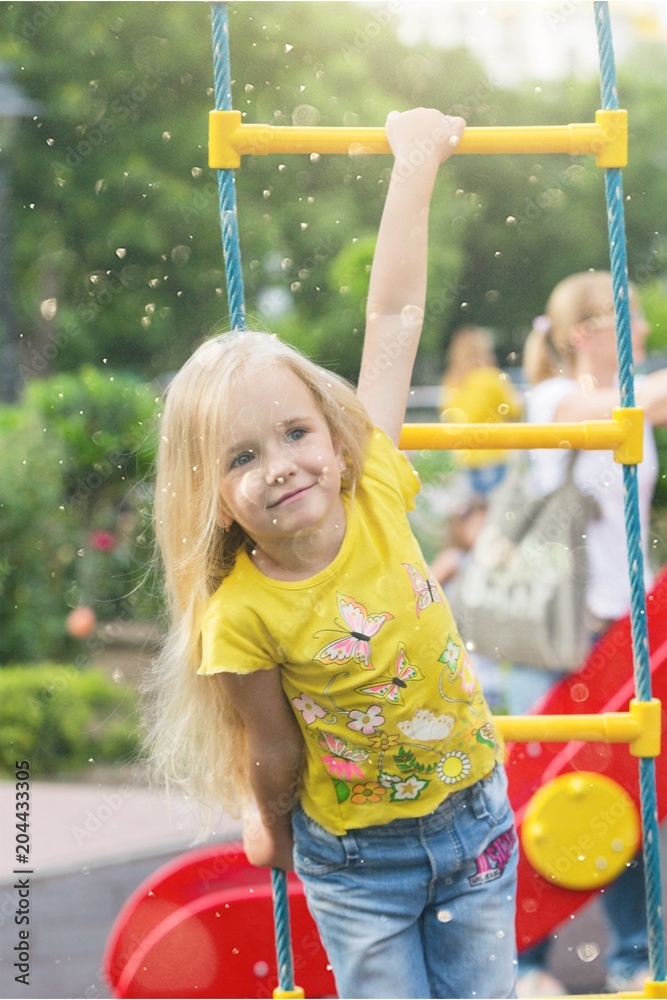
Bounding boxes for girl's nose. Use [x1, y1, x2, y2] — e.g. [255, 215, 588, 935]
[264, 447, 296, 484]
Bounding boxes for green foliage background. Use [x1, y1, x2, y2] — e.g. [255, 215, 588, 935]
[0, 663, 139, 775]
[0, 369, 159, 663]
[2, 1, 666, 388]
[1, 1, 667, 674]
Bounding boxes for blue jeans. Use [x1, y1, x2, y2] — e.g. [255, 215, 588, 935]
[468, 463, 507, 497]
[292, 765, 518, 999]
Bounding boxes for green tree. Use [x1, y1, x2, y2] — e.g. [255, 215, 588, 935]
[2, 2, 666, 381]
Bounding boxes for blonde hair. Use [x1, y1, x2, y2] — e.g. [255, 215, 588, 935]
[144, 330, 373, 813]
[523, 270, 626, 385]
[442, 325, 497, 387]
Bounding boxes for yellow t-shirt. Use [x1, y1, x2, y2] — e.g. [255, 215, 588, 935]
[200, 428, 502, 835]
[441, 366, 522, 469]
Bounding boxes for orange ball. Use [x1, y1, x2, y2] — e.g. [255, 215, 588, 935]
[66, 606, 97, 639]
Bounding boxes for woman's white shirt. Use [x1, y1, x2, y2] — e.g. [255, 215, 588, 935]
[526, 375, 657, 621]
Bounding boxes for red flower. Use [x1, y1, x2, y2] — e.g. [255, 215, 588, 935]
[88, 530, 118, 552]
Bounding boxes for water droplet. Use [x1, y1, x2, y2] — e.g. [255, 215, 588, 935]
[570, 682, 589, 703]
[576, 941, 601, 963]
[401, 304, 424, 328]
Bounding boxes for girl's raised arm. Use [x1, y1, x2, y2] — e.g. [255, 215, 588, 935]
[357, 109, 466, 444]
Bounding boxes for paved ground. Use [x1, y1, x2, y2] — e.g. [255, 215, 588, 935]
[0, 774, 664, 999]
[0, 776, 242, 999]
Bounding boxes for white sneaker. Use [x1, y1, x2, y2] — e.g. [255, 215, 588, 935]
[517, 968, 568, 998]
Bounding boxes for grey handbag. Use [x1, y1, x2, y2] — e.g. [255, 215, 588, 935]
[448, 452, 600, 671]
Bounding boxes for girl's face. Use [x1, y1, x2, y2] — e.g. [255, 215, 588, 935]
[218, 365, 346, 557]
[575, 295, 649, 365]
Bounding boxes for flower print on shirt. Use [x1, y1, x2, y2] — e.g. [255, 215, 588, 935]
[292, 693, 328, 725]
[391, 776, 429, 801]
[437, 750, 472, 785]
[397, 708, 454, 742]
[473, 721, 496, 749]
[350, 781, 387, 805]
[402, 562, 444, 616]
[356, 643, 423, 705]
[437, 635, 479, 707]
[347, 704, 385, 735]
[314, 593, 394, 670]
[316, 732, 368, 781]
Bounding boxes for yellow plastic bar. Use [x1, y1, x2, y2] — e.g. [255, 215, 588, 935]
[399, 409, 643, 464]
[566, 984, 667, 998]
[273, 989, 305, 999]
[209, 109, 627, 169]
[496, 700, 661, 758]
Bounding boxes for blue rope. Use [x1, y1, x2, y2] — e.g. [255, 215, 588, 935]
[595, 2, 666, 983]
[271, 868, 296, 992]
[210, 5, 296, 993]
[210, 2, 245, 332]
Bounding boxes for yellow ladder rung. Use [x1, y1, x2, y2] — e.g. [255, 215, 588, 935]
[399, 408, 644, 464]
[496, 700, 661, 757]
[209, 109, 627, 169]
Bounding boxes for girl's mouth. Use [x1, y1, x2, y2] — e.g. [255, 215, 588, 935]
[272, 485, 311, 507]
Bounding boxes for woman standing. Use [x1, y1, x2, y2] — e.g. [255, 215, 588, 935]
[513, 270, 665, 996]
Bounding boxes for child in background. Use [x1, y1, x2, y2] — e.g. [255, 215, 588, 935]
[440, 324, 523, 496]
[147, 109, 518, 1000]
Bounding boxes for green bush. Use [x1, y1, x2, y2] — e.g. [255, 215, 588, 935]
[24, 366, 159, 512]
[0, 368, 162, 662]
[0, 408, 77, 662]
[0, 663, 140, 776]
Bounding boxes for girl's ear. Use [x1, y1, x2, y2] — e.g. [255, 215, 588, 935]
[217, 504, 233, 532]
[568, 322, 588, 351]
[333, 436, 347, 474]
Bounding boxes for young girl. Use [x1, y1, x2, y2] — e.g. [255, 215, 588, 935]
[148, 109, 518, 1000]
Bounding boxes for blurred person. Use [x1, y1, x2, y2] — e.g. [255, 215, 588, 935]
[429, 496, 507, 713]
[511, 270, 664, 997]
[440, 324, 523, 496]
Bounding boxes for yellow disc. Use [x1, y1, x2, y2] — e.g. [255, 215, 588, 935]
[521, 771, 640, 890]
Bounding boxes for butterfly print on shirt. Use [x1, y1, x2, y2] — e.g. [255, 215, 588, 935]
[402, 563, 444, 616]
[356, 643, 424, 705]
[315, 593, 394, 670]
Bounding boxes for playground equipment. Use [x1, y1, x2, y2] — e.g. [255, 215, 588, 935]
[104, 2, 666, 996]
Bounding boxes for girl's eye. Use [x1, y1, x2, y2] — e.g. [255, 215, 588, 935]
[230, 451, 254, 469]
[286, 427, 306, 442]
